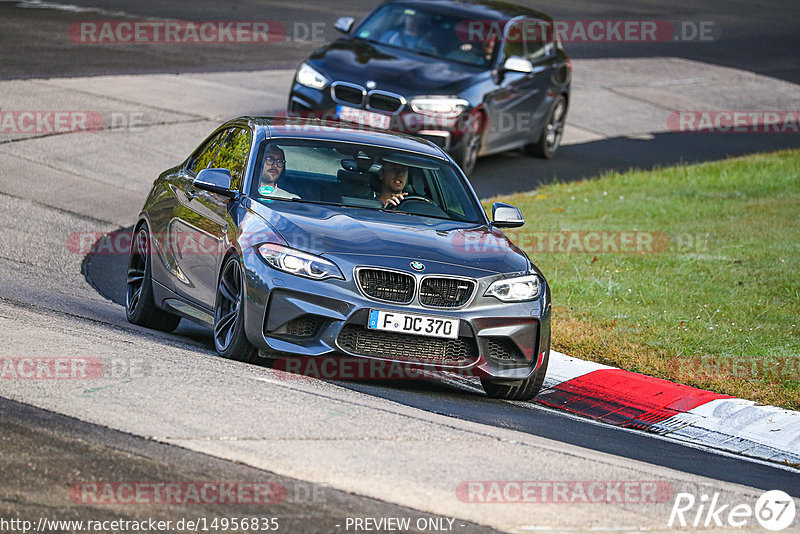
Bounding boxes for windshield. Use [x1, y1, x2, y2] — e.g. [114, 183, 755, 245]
[354, 4, 498, 68]
[249, 139, 485, 224]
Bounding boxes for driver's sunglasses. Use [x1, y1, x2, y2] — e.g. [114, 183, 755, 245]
[265, 156, 285, 167]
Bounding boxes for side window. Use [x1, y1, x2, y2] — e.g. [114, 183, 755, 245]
[524, 19, 551, 62]
[211, 127, 252, 190]
[187, 130, 227, 175]
[503, 20, 525, 60]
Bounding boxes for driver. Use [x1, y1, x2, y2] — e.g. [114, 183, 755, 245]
[380, 12, 435, 53]
[378, 161, 410, 207]
[258, 144, 298, 199]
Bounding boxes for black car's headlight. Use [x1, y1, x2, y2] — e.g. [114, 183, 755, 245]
[485, 274, 540, 302]
[409, 96, 469, 118]
[296, 63, 329, 90]
[257, 244, 343, 280]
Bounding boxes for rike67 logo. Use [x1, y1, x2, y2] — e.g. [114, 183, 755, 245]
[669, 490, 796, 531]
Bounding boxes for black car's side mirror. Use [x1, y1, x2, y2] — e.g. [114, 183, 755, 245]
[334, 16, 355, 34]
[503, 56, 533, 73]
[491, 202, 525, 228]
[194, 168, 236, 198]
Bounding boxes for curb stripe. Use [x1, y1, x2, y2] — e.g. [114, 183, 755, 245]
[536, 368, 731, 429]
[538, 352, 800, 466]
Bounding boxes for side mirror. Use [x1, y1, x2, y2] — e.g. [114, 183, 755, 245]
[194, 168, 235, 198]
[491, 202, 524, 228]
[334, 16, 355, 34]
[503, 56, 533, 73]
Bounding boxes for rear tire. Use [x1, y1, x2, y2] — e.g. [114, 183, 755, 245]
[213, 256, 258, 363]
[526, 95, 567, 160]
[125, 224, 181, 332]
[481, 345, 549, 401]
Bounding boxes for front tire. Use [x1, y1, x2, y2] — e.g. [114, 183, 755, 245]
[526, 95, 567, 159]
[453, 114, 483, 176]
[125, 224, 181, 332]
[481, 345, 550, 401]
[214, 256, 258, 363]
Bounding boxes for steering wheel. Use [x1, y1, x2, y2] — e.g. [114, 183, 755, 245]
[386, 195, 436, 209]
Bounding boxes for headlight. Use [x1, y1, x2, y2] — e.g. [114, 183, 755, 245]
[485, 274, 540, 302]
[296, 63, 329, 90]
[409, 96, 469, 117]
[257, 244, 343, 280]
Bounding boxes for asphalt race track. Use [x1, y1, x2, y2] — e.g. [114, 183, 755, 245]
[1, 0, 799, 532]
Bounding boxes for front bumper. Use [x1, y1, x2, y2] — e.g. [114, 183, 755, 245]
[240, 250, 550, 381]
[288, 83, 471, 155]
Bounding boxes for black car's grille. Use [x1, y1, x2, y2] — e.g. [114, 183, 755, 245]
[331, 83, 364, 106]
[367, 91, 404, 114]
[419, 277, 475, 308]
[487, 338, 525, 362]
[337, 325, 478, 366]
[358, 269, 415, 303]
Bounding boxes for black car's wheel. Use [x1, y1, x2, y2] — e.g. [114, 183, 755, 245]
[125, 224, 181, 332]
[526, 95, 567, 159]
[453, 114, 483, 176]
[214, 256, 258, 363]
[481, 345, 550, 401]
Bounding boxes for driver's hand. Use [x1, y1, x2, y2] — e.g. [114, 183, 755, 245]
[383, 192, 407, 208]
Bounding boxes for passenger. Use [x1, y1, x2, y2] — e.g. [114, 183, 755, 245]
[258, 144, 298, 199]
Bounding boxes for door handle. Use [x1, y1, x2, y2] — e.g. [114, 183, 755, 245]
[184, 189, 195, 201]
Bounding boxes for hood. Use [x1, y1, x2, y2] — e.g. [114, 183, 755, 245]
[307, 38, 485, 96]
[247, 200, 529, 276]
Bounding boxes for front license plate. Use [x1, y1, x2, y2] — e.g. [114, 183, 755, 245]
[368, 310, 459, 340]
[337, 105, 391, 130]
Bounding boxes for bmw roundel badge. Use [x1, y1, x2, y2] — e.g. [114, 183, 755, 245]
[410, 261, 425, 271]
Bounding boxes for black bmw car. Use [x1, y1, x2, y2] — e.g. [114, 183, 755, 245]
[126, 117, 551, 400]
[288, 0, 571, 175]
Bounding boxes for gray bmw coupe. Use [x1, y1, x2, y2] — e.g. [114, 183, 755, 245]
[126, 117, 551, 400]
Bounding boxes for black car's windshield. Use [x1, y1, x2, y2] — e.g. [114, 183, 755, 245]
[250, 139, 484, 224]
[354, 3, 498, 67]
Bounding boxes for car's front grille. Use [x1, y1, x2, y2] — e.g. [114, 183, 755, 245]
[357, 269, 415, 303]
[487, 338, 525, 362]
[337, 325, 478, 366]
[420, 277, 475, 308]
[367, 91, 405, 114]
[331, 82, 364, 106]
[330, 82, 404, 114]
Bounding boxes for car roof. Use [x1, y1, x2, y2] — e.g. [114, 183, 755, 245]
[230, 116, 450, 160]
[385, 0, 553, 23]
